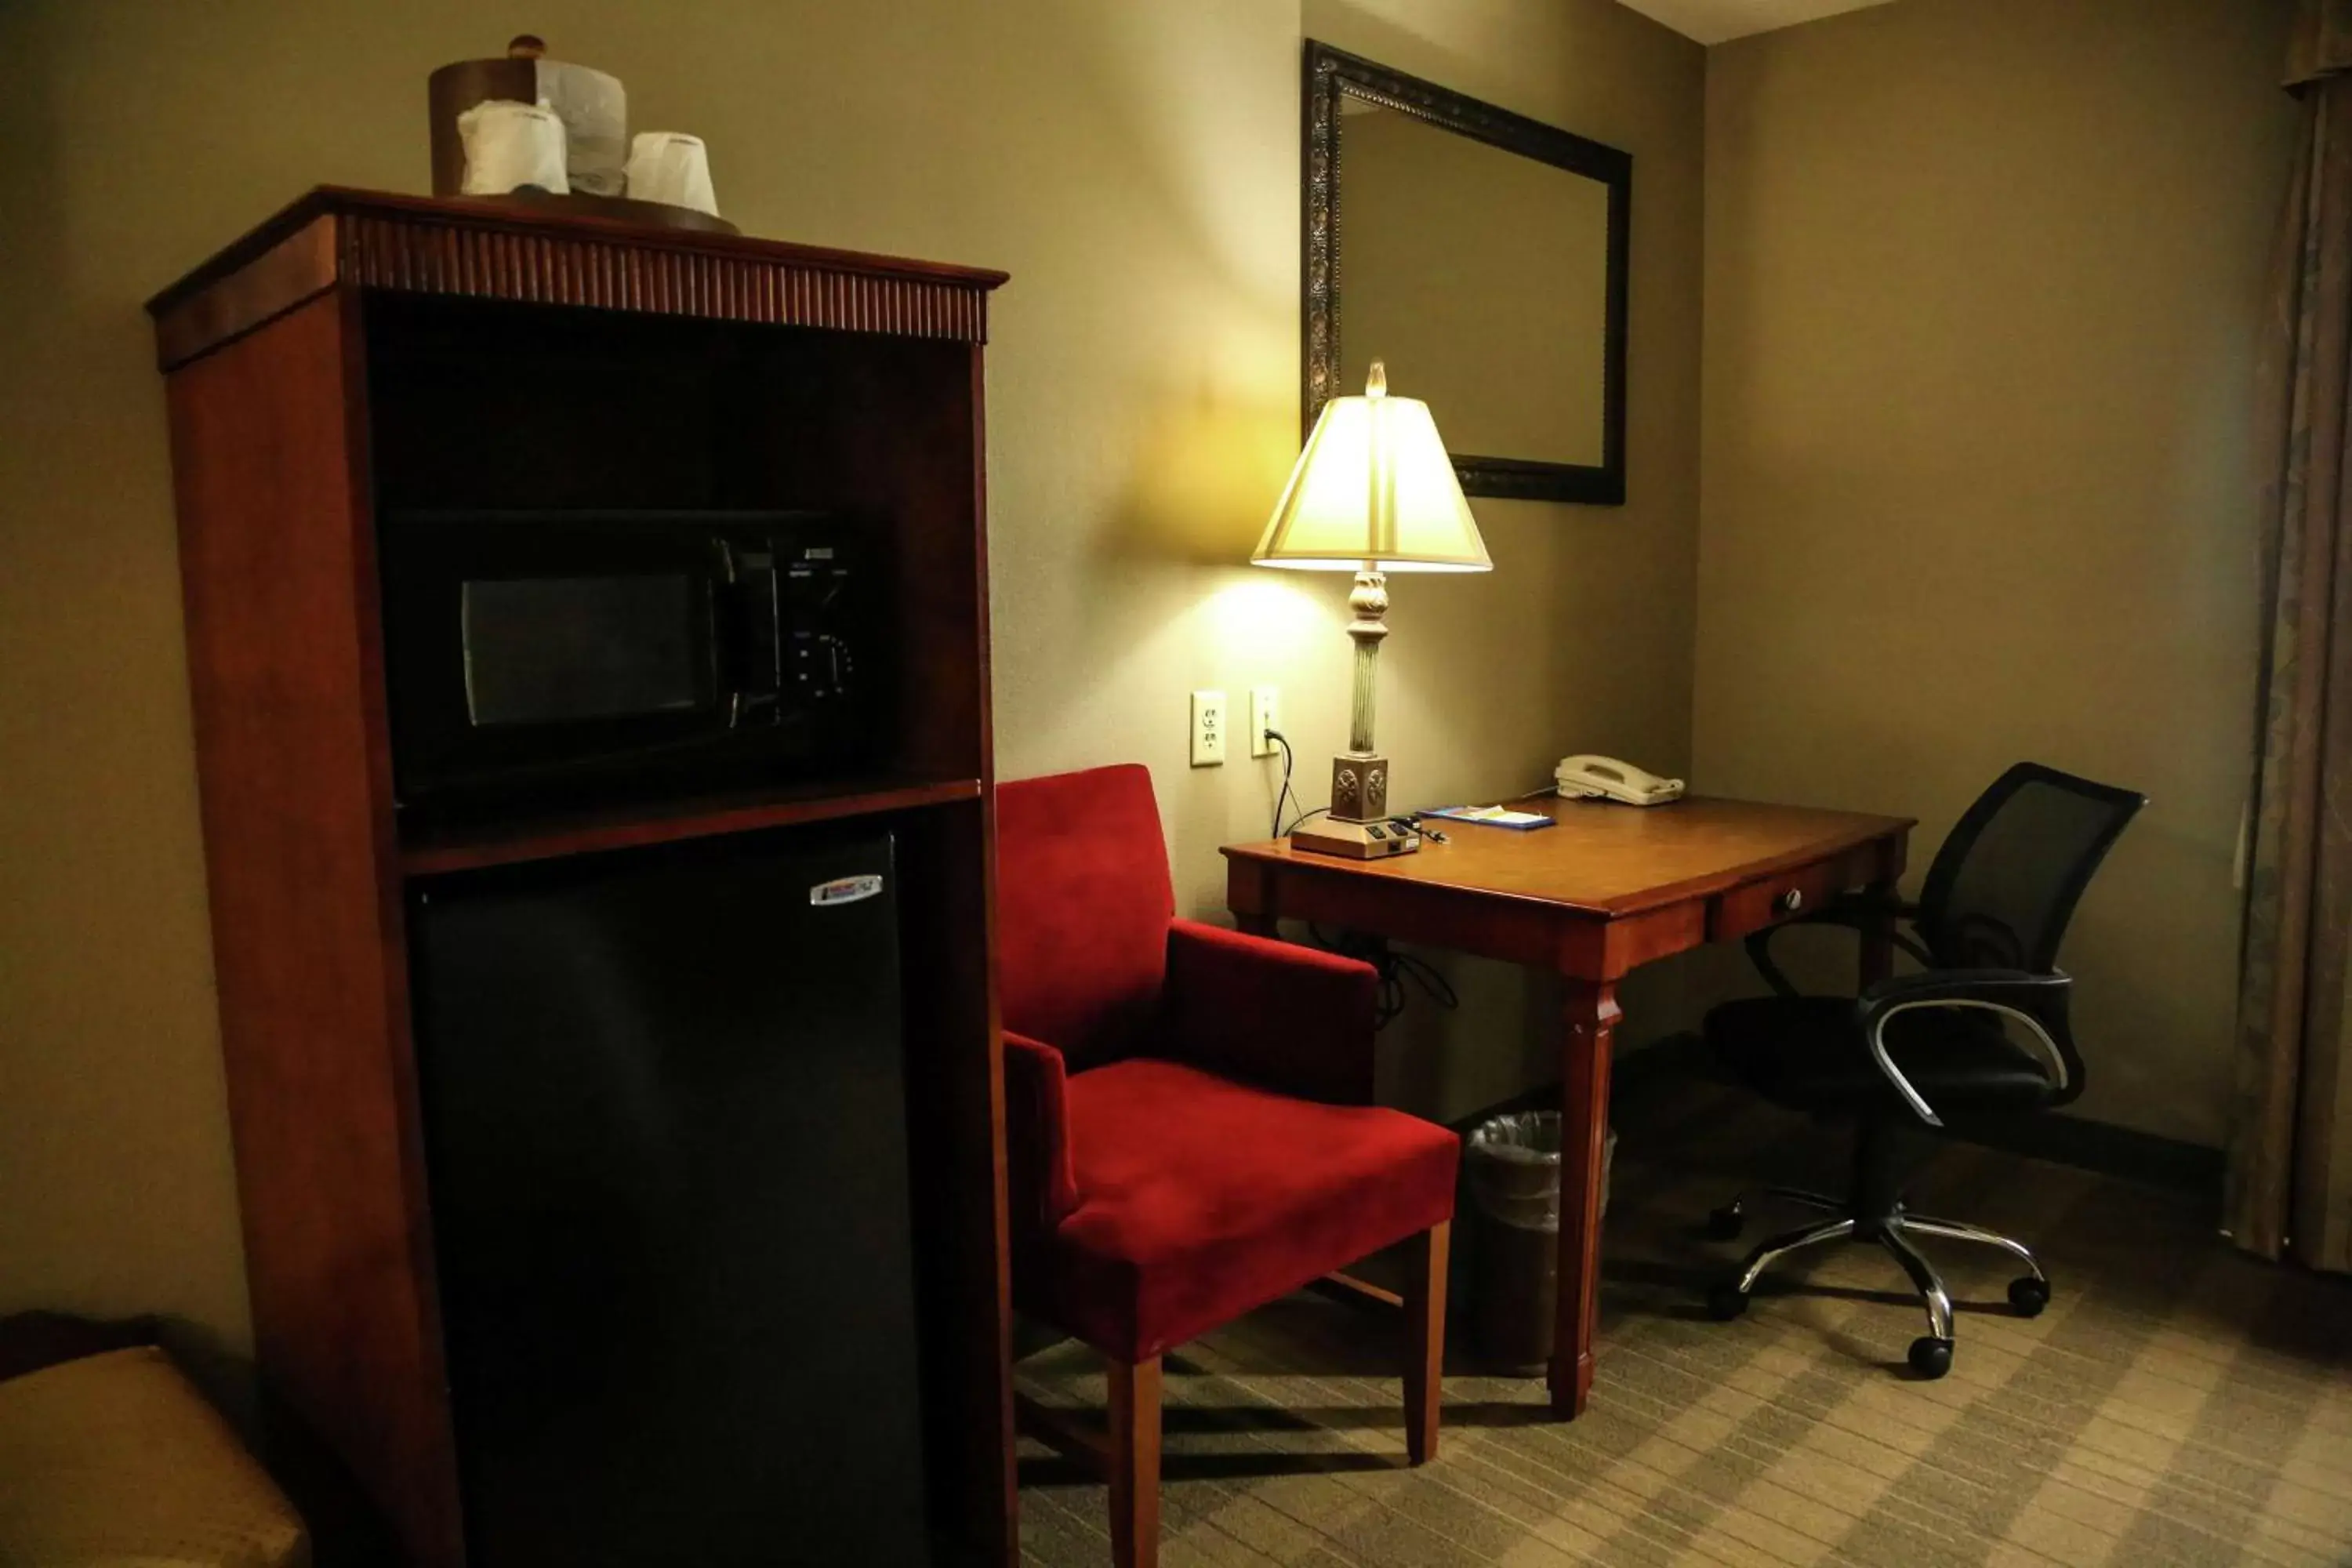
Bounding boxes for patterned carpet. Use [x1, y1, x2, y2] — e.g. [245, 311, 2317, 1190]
[1014, 1076, 2352, 1567]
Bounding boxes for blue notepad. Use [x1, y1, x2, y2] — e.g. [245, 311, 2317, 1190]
[1423, 805, 1556, 831]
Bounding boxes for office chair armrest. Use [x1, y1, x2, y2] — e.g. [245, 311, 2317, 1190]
[1164, 919, 1379, 1105]
[1745, 889, 1929, 996]
[1853, 970, 2074, 1128]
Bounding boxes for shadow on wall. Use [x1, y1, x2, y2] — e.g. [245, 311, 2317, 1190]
[0, 13, 63, 303]
[1102, 379, 1301, 567]
[1379, 951, 1564, 1125]
[2051, 811, 2242, 1147]
[1298, 2, 1500, 135]
[1041, 0, 1298, 301]
[0, 4, 267, 1421]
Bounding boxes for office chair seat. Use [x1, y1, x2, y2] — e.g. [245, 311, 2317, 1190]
[1707, 997, 2057, 1121]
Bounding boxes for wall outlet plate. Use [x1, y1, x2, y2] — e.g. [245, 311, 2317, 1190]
[1190, 689, 1226, 766]
[1248, 687, 1280, 758]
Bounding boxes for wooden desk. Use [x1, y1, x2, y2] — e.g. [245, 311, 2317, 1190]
[1221, 795, 1914, 1417]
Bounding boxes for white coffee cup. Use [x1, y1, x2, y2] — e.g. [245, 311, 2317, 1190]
[456, 100, 570, 195]
[626, 132, 718, 216]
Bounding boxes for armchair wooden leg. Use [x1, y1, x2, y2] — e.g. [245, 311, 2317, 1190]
[1107, 1355, 1162, 1568]
[1402, 1219, 1450, 1465]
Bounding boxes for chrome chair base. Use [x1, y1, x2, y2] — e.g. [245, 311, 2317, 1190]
[1704, 1196, 2049, 1379]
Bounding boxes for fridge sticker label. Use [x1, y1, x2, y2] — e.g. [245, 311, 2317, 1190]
[809, 874, 885, 907]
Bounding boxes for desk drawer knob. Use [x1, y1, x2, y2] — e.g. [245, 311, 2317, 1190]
[1778, 889, 1804, 913]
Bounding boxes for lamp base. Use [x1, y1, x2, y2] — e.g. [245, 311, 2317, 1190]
[1291, 816, 1421, 860]
[1328, 752, 1391, 822]
[1292, 750, 1416, 857]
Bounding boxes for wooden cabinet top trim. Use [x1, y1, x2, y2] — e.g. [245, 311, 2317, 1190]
[147, 187, 1011, 369]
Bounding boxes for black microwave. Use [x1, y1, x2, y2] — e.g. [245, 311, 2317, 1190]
[379, 510, 881, 814]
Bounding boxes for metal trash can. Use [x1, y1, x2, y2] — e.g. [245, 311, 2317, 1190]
[1465, 1112, 1614, 1371]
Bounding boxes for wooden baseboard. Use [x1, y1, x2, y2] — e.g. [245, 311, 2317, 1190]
[1955, 1111, 2222, 1198]
[1461, 1030, 2223, 1200]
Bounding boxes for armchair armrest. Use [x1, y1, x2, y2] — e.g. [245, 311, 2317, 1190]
[1002, 1031, 1080, 1235]
[1747, 888, 1931, 996]
[1163, 920, 1379, 1105]
[1854, 969, 2075, 1127]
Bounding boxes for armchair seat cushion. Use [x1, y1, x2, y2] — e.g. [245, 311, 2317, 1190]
[1707, 996, 2057, 1121]
[1034, 1058, 1459, 1361]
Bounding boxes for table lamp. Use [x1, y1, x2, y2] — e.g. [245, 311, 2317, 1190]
[1252, 361, 1491, 858]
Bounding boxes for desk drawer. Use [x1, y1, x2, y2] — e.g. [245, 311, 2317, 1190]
[1709, 856, 1854, 942]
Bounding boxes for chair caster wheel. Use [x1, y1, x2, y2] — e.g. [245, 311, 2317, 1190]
[1907, 1337, 1954, 1379]
[2007, 1276, 2050, 1317]
[1706, 1203, 1745, 1242]
[1705, 1283, 1750, 1321]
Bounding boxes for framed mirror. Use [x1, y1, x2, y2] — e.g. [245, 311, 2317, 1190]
[1304, 42, 1632, 506]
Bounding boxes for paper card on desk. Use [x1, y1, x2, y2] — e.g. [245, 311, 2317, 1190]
[1425, 805, 1555, 830]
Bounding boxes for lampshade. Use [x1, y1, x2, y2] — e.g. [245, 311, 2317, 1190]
[1251, 363, 1491, 573]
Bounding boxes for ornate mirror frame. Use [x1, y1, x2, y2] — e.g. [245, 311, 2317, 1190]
[1303, 42, 1633, 506]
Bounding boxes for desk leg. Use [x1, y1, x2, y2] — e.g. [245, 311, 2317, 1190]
[1858, 877, 1896, 990]
[1550, 978, 1621, 1418]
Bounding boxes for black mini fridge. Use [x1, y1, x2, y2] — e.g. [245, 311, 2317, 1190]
[407, 826, 930, 1567]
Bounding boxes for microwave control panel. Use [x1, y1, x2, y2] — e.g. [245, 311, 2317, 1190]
[721, 532, 865, 734]
[782, 544, 858, 710]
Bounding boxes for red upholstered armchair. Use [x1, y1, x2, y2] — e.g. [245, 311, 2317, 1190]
[996, 764, 1459, 1568]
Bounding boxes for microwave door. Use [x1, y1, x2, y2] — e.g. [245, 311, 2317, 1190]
[383, 515, 734, 803]
[714, 539, 783, 728]
[460, 573, 716, 730]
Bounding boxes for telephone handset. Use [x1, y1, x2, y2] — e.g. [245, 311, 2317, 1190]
[1555, 754, 1686, 807]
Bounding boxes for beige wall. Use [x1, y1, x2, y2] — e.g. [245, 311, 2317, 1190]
[0, 0, 1703, 1363]
[1697, 0, 2298, 1145]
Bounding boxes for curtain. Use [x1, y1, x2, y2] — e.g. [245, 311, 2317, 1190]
[2227, 0, 2352, 1272]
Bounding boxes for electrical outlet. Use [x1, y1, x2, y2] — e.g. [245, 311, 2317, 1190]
[1190, 690, 1227, 767]
[1249, 687, 1281, 758]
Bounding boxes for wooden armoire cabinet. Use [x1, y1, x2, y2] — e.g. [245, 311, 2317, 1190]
[146, 188, 1015, 1566]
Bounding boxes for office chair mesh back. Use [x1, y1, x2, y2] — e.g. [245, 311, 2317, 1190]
[1914, 763, 2147, 975]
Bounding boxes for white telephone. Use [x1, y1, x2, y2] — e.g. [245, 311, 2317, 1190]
[1555, 754, 1686, 807]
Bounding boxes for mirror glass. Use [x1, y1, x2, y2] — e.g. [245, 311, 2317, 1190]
[1305, 43, 1631, 505]
[1338, 100, 1612, 470]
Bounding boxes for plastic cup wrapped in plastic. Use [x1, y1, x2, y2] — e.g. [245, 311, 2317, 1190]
[535, 60, 626, 197]
[626, 132, 718, 216]
[457, 100, 569, 195]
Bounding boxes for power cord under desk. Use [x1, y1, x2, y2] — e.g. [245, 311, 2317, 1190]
[1258, 728, 1456, 1029]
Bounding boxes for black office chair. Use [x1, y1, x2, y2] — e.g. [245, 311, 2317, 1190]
[1700, 762, 2146, 1379]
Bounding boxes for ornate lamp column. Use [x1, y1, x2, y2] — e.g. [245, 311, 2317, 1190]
[1332, 564, 1390, 822]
